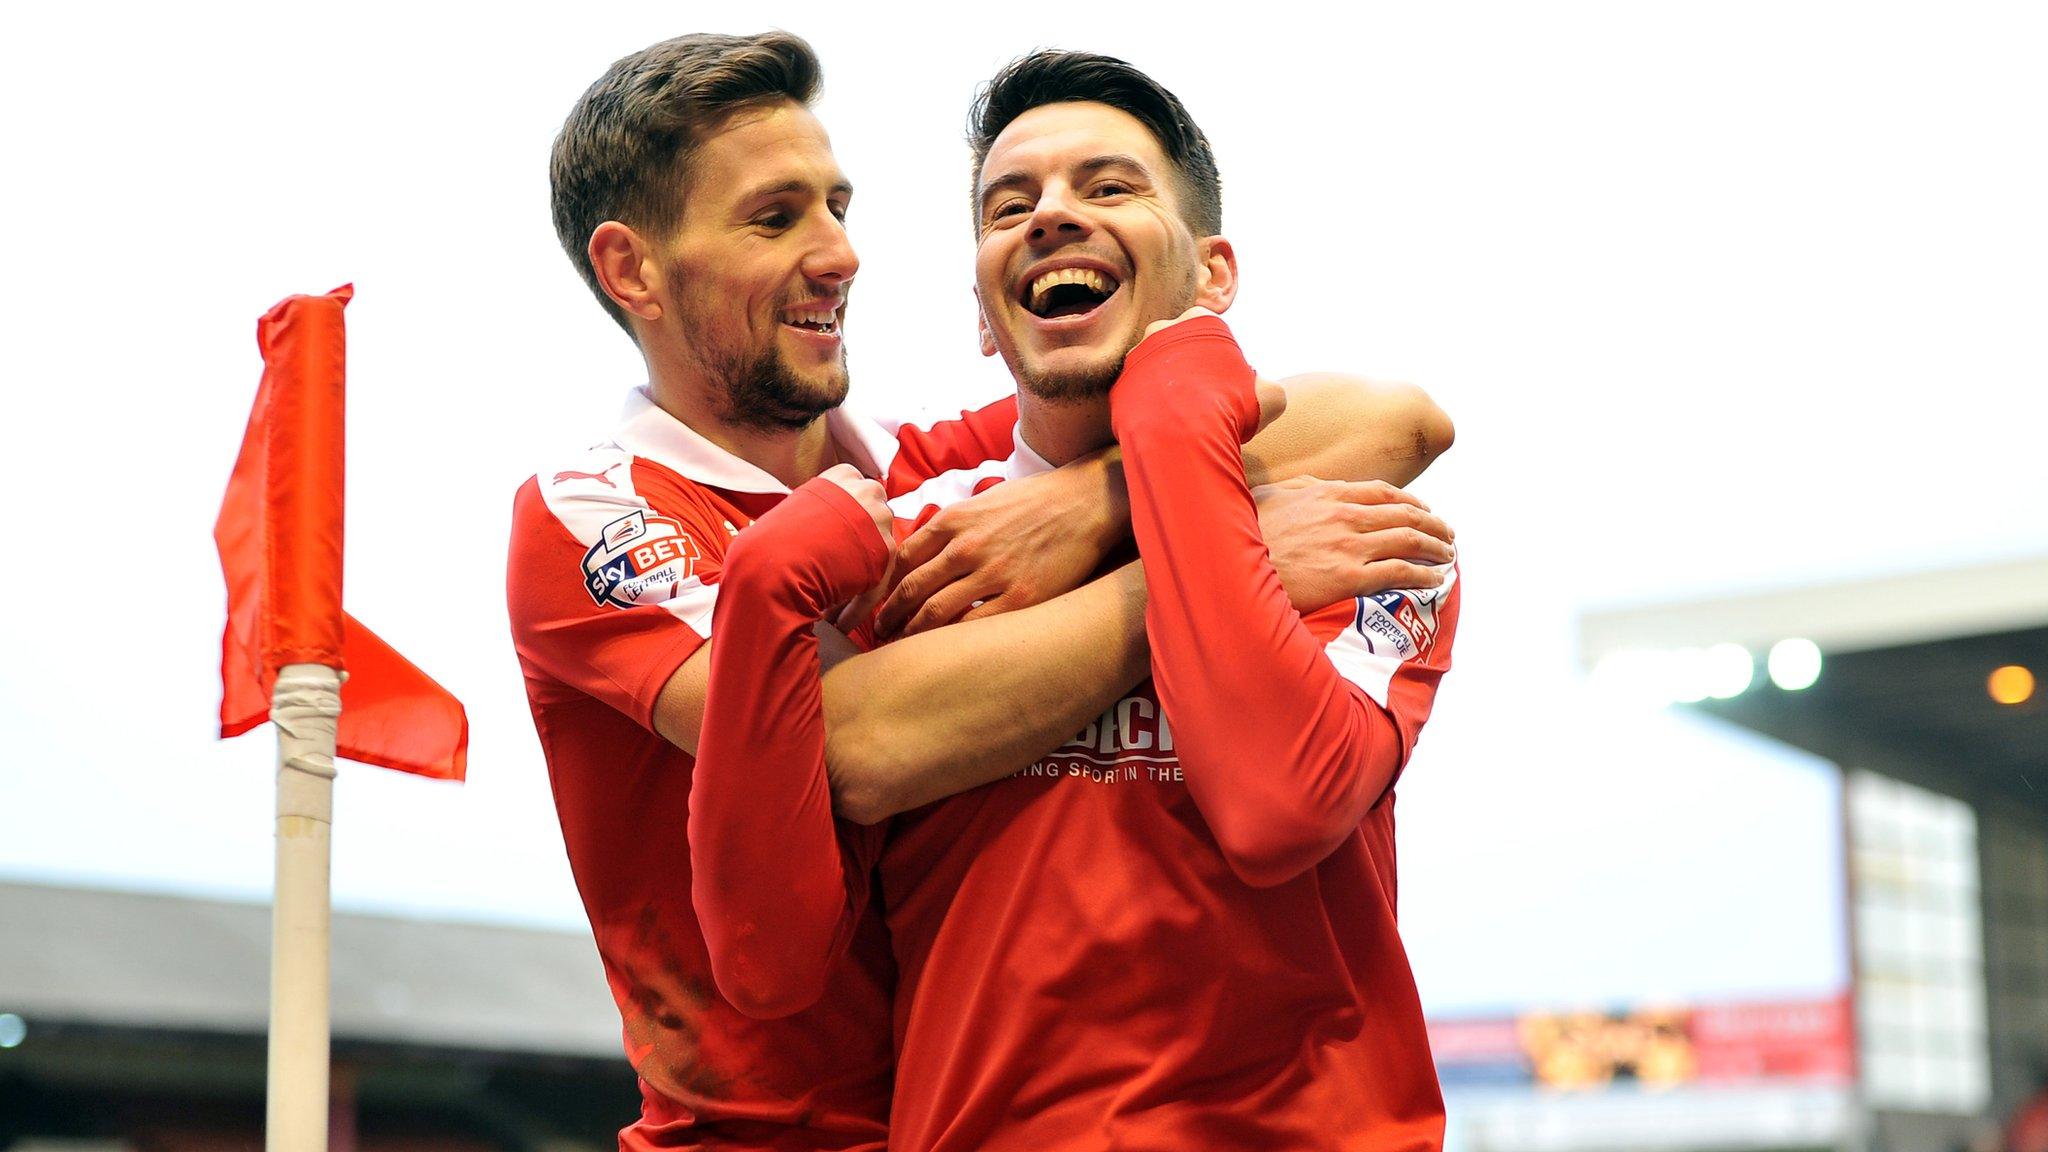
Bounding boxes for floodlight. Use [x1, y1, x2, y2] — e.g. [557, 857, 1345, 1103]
[1768, 638, 1823, 691]
[1705, 643, 1756, 699]
[1989, 665, 2035, 706]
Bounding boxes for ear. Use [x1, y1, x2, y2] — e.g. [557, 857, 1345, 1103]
[975, 289, 999, 357]
[1192, 235, 1238, 314]
[589, 221, 665, 325]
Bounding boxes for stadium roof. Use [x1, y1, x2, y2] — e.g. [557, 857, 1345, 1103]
[1577, 555, 2048, 814]
[0, 880, 620, 1059]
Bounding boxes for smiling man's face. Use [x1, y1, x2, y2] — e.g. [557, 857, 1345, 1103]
[654, 98, 858, 429]
[973, 101, 1221, 402]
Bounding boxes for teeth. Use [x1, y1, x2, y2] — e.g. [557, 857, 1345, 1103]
[1027, 268, 1115, 314]
[783, 308, 839, 331]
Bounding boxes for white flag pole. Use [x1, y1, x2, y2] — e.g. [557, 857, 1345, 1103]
[268, 662, 342, 1152]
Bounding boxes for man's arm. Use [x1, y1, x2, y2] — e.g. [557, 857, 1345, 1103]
[819, 562, 1147, 822]
[675, 468, 1147, 1019]
[657, 562, 1151, 823]
[679, 403, 1456, 1017]
[877, 373, 1451, 635]
[675, 368, 1457, 1015]
[1243, 372, 1452, 489]
[656, 482, 1450, 831]
[684, 474, 891, 1019]
[1110, 314, 1462, 888]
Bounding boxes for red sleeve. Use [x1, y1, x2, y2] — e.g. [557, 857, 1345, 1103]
[882, 394, 1019, 497]
[1110, 317, 1460, 888]
[689, 479, 891, 1019]
[505, 472, 722, 729]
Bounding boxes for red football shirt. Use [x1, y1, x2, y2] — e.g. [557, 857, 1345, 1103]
[697, 324, 1462, 1151]
[876, 321, 1461, 1152]
[505, 386, 1010, 1151]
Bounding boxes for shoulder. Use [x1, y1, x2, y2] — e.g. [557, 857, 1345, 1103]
[1359, 565, 1459, 659]
[1316, 565, 1462, 702]
[880, 394, 1020, 495]
[510, 442, 733, 610]
[515, 443, 733, 550]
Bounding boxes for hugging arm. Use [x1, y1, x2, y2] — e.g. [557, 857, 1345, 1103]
[670, 476, 1147, 1019]
[675, 371, 1457, 1015]
[1110, 317, 1462, 888]
[877, 373, 1453, 636]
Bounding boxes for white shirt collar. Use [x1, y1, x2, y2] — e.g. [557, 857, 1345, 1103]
[1008, 422, 1056, 479]
[612, 385, 903, 493]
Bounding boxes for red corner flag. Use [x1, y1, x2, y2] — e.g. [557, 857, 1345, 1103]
[216, 285, 468, 780]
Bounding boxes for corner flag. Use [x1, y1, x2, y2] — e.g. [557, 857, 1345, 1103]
[214, 284, 468, 1152]
[216, 285, 467, 779]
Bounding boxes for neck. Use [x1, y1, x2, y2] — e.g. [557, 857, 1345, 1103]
[1015, 390, 1114, 467]
[646, 354, 840, 490]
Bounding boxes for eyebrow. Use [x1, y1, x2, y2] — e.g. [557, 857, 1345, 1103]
[978, 153, 1150, 214]
[739, 177, 855, 203]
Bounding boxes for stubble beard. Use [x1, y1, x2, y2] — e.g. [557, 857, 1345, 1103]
[1016, 356, 1122, 405]
[1013, 265, 1198, 406]
[713, 342, 849, 432]
[673, 276, 850, 432]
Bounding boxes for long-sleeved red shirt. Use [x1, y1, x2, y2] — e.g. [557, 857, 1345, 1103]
[692, 480, 892, 1020]
[687, 320, 1461, 1151]
[1114, 317, 1453, 890]
[884, 320, 1458, 1151]
[505, 387, 1013, 1150]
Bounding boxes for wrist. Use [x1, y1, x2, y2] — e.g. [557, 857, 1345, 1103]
[1066, 445, 1130, 555]
[1109, 317, 1260, 442]
[739, 482, 889, 607]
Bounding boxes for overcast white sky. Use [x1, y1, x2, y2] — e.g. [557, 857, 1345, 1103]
[3, 2, 2043, 1016]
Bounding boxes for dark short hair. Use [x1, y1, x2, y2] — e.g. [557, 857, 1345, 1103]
[967, 50, 1222, 238]
[551, 31, 822, 334]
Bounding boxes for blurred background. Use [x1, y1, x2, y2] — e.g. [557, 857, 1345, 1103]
[1, 2, 2043, 1149]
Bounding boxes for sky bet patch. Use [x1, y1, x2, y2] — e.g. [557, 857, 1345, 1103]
[1356, 585, 1444, 660]
[583, 510, 702, 608]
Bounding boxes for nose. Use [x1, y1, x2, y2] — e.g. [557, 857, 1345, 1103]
[1026, 183, 1091, 248]
[802, 211, 859, 284]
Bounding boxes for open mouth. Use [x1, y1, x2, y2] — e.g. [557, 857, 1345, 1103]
[781, 305, 841, 337]
[1023, 267, 1120, 320]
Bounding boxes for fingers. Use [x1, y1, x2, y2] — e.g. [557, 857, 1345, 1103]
[1336, 498, 1454, 548]
[817, 463, 892, 538]
[1354, 559, 1450, 597]
[894, 518, 949, 573]
[860, 489, 893, 538]
[1370, 511, 1456, 556]
[956, 595, 1009, 624]
[876, 547, 1020, 636]
[1334, 478, 1430, 513]
[838, 554, 897, 632]
[876, 544, 971, 636]
[1347, 524, 1457, 567]
[1250, 475, 1317, 503]
[1267, 477, 1449, 538]
[901, 579, 986, 637]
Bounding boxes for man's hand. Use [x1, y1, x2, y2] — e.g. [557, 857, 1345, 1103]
[1257, 476, 1455, 611]
[876, 452, 1124, 638]
[816, 464, 896, 631]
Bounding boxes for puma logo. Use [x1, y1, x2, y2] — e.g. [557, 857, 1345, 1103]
[554, 463, 621, 488]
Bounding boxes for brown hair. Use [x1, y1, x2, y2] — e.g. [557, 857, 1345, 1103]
[551, 31, 822, 334]
[967, 50, 1222, 238]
